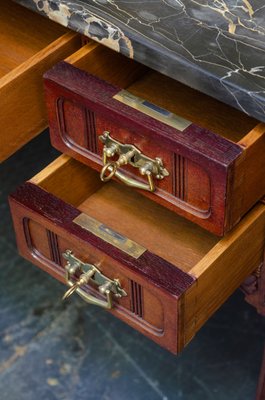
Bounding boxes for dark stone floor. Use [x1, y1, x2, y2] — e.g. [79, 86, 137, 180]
[0, 131, 265, 400]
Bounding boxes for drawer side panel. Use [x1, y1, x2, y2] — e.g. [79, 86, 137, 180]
[0, 33, 81, 162]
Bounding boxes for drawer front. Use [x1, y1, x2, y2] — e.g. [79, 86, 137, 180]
[44, 61, 243, 235]
[0, 1, 82, 162]
[9, 182, 195, 354]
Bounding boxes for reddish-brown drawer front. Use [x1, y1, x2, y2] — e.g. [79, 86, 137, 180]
[44, 61, 244, 236]
[9, 181, 194, 354]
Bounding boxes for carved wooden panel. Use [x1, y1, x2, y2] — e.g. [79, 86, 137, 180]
[130, 280, 143, 317]
[57, 98, 99, 155]
[10, 183, 192, 352]
[53, 94, 212, 217]
[47, 229, 61, 266]
[174, 154, 186, 200]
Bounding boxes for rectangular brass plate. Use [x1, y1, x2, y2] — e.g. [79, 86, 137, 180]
[113, 89, 191, 131]
[73, 213, 146, 259]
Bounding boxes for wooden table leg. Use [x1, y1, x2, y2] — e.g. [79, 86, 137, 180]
[256, 347, 265, 400]
[242, 262, 265, 317]
[241, 250, 265, 400]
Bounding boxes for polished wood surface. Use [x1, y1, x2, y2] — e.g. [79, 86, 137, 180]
[185, 202, 265, 345]
[0, 0, 67, 77]
[0, 0, 82, 162]
[44, 42, 265, 236]
[10, 157, 195, 353]
[30, 156, 219, 272]
[9, 156, 265, 352]
[230, 123, 265, 230]
[128, 70, 257, 143]
[65, 43, 147, 87]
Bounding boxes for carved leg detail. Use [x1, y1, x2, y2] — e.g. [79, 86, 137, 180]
[241, 249, 265, 399]
[256, 347, 265, 400]
[242, 259, 265, 316]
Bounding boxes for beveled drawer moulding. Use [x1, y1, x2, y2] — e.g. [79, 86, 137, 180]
[44, 41, 265, 236]
[9, 155, 265, 353]
[0, 0, 82, 162]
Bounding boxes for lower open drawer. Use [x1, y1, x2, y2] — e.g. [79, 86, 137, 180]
[9, 156, 265, 353]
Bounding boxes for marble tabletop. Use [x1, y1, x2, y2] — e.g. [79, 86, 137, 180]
[13, 0, 265, 123]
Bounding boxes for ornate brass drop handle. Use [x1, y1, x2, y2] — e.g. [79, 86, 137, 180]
[62, 250, 127, 309]
[99, 131, 169, 192]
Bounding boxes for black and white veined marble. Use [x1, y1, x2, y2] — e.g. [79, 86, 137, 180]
[13, 0, 265, 122]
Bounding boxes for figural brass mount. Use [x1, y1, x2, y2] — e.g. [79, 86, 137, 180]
[62, 250, 127, 309]
[99, 131, 169, 192]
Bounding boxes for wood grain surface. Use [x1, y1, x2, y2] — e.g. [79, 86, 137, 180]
[44, 41, 265, 235]
[9, 156, 265, 353]
[0, 0, 82, 162]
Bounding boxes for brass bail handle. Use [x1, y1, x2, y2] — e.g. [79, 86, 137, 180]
[100, 148, 137, 182]
[62, 251, 127, 310]
[100, 161, 117, 182]
[62, 265, 113, 309]
[99, 132, 169, 192]
[62, 268, 96, 300]
[100, 158, 155, 192]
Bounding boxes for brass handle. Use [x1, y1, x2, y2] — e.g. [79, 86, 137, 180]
[62, 250, 127, 310]
[62, 269, 96, 300]
[99, 131, 169, 192]
[64, 276, 113, 309]
[100, 161, 155, 192]
[100, 161, 118, 182]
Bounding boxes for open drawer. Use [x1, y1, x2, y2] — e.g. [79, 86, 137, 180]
[0, 0, 82, 162]
[44, 41, 265, 236]
[9, 155, 265, 353]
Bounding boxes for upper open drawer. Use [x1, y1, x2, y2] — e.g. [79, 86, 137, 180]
[0, 0, 82, 162]
[44, 42, 265, 236]
[9, 156, 265, 353]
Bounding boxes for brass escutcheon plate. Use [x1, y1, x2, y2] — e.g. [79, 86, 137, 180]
[114, 89, 191, 131]
[73, 214, 146, 259]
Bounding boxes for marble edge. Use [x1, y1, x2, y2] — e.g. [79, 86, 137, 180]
[12, 0, 265, 123]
